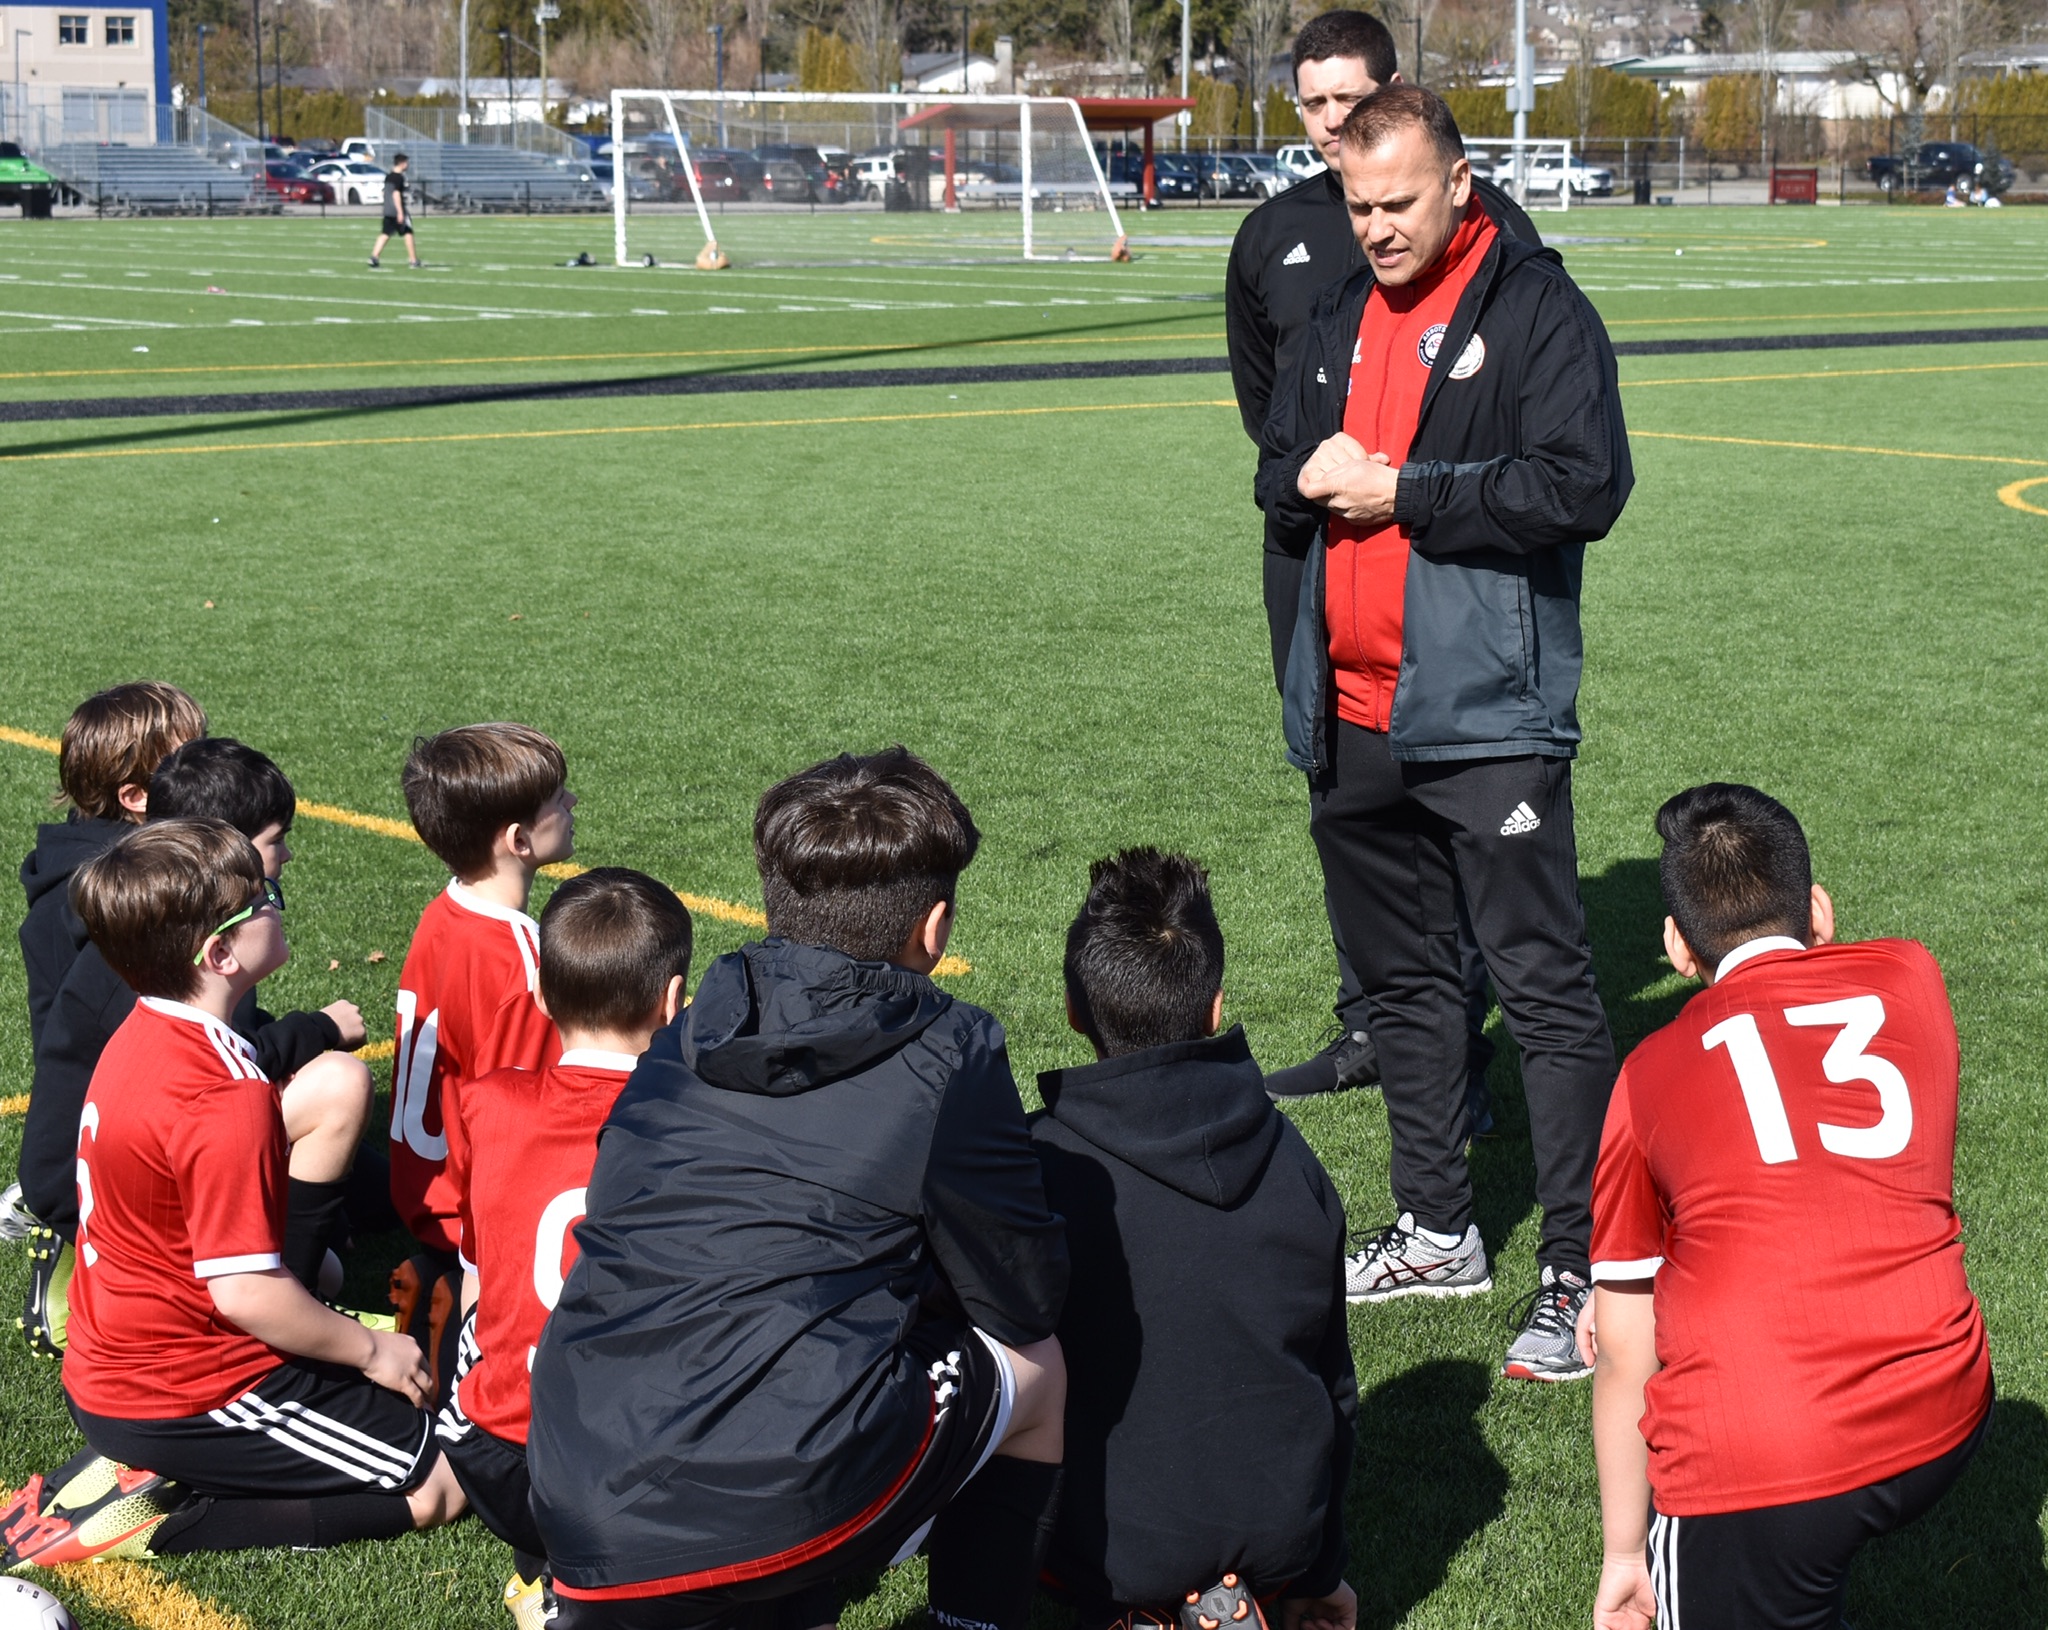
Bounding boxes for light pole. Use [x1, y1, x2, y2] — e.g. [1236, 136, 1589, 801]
[269, 9, 283, 138]
[458, 0, 470, 143]
[195, 23, 209, 110]
[1178, 0, 1190, 152]
[12, 28, 29, 145]
[498, 25, 513, 128]
[960, 4, 969, 94]
[1509, 0, 1531, 201]
[535, 0, 558, 126]
[710, 19, 723, 145]
[249, 0, 265, 143]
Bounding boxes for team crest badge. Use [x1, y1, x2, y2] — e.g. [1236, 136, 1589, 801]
[1417, 324, 1487, 379]
[1417, 323, 1447, 367]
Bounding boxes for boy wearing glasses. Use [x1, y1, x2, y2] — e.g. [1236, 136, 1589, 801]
[1, 820, 465, 1568]
[15, 739, 375, 1356]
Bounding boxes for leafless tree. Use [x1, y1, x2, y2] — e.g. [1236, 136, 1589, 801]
[1232, 0, 1296, 140]
[1100, 0, 1138, 92]
[843, 0, 902, 89]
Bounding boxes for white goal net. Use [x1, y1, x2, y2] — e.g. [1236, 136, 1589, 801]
[606, 90, 1131, 267]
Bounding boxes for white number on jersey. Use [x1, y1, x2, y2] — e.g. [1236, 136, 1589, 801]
[532, 1187, 587, 1312]
[75, 1101, 101, 1268]
[392, 989, 448, 1161]
[1703, 993, 1912, 1165]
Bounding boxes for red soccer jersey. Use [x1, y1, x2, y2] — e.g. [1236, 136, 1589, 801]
[1592, 936, 1992, 1516]
[64, 999, 289, 1420]
[450, 1051, 636, 1444]
[389, 882, 560, 1255]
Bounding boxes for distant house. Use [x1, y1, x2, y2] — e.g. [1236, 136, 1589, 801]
[901, 50, 999, 94]
[2, 0, 171, 146]
[1611, 51, 1905, 120]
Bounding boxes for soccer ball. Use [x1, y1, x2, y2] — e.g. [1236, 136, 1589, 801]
[0, 1579, 77, 1630]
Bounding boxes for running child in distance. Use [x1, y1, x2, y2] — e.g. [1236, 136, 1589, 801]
[369, 152, 420, 268]
[1, 819, 464, 1569]
[527, 748, 1069, 1630]
[437, 868, 692, 1630]
[388, 723, 574, 1401]
[1031, 848, 1358, 1630]
[1585, 784, 1992, 1630]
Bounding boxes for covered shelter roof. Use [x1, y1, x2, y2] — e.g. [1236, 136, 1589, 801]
[897, 95, 1194, 133]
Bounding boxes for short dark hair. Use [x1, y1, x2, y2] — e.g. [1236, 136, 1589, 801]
[538, 868, 693, 1034]
[73, 818, 267, 1001]
[402, 724, 567, 880]
[1292, 9, 1399, 84]
[59, 681, 207, 821]
[1340, 82, 1466, 170]
[1064, 848, 1225, 1058]
[1656, 784, 1813, 968]
[148, 738, 295, 839]
[392, 152, 409, 166]
[755, 747, 980, 963]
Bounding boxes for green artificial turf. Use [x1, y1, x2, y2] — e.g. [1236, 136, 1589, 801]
[0, 203, 2044, 1629]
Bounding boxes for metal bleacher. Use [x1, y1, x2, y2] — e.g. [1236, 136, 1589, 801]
[362, 110, 602, 211]
[37, 142, 259, 213]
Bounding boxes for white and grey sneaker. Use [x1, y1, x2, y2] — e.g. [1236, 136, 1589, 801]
[0, 1183, 34, 1242]
[1345, 1214, 1492, 1302]
[1501, 1265, 1593, 1382]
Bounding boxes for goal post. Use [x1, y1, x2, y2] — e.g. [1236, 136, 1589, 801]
[606, 89, 1132, 267]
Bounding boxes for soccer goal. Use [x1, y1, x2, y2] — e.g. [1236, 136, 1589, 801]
[1460, 137, 1585, 212]
[606, 90, 1132, 268]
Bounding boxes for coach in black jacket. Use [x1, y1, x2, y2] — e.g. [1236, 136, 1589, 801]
[1257, 86, 1629, 1378]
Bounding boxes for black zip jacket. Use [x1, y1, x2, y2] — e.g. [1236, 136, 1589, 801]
[1227, 167, 1541, 449]
[1255, 231, 1632, 771]
[528, 938, 1069, 1591]
[18, 816, 127, 1056]
[18, 941, 341, 1238]
[1031, 1029, 1355, 1606]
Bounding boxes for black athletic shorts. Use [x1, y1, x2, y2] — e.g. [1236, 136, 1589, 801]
[551, 1328, 1015, 1630]
[69, 1358, 437, 1500]
[1649, 1404, 1991, 1630]
[437, 1317, 546, 1560]
[381, 216, 411, 236]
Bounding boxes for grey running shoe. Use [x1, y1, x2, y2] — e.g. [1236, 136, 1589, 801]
[1345, 1214, 1492, 1302]
[0, 1184, 32, 1243]
[1266, 1028, 1380, 1100]
[1501, 1265, 1593, 1382]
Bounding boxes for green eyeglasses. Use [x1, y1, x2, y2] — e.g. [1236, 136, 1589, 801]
[194, 877, 285, 965]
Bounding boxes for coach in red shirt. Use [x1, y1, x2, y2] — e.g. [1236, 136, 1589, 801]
[1586, 784, 1991, 1630]
[1256, 85, 1632, 1376]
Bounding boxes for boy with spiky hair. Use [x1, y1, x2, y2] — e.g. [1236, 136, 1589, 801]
[387, 724, 574, 1397]
[437, 868, 693, 1630]
[1032, 849, 1358, 1627]
[1586, 785, 1991, 1630]
[0, 820, 465, 1569]
[18, 681, 206, 1052]
[529, 748, 1069, 1630]
[15, 739, 374, 1356]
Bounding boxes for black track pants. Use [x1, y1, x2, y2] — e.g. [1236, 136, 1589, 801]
[1307, 721, 1615, 1271]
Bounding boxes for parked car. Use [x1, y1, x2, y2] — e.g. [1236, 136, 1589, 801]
[341, 137, 378, 163]
[298, 137, 340, 156]
[1231, 152, 1291, 197]
[670, 157, 744, 203]
[697, 147, 766, 194]
[755, 158, 814, 202]
[1148, 154, 1203, 200]
[0, 140, 60, 216]
[261, 162, 335, 203]
[308, 159, 385, 205]
[1492, 152, 1614, 196]
[1867, 141, 2015, 196]
[755, 143, 855, 202]
[1274, 142, 1326, 181]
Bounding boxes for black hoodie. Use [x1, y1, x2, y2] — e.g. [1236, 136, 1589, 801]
[1031, 1028, 1356, 1606]
[18, 816, 129, 1055]
[528, 938, 1069, 1592]
[18, 940, 341, 1239]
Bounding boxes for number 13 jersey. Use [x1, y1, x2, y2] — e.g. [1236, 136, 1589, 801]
[1592, 937, 1992, 1515]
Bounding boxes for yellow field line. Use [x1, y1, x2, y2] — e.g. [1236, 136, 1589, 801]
[51, 1559, 252, 1630]
[1604, 304, 2048, 328]
[2000, 477, 2048, 516]
[0, 332, 1227, 384]
[1631, 429, 2048, 469]
[1, 1093, 28, 1116]
[1622, 358, 2048, 389]
[0, 398, 1237, 462]
[0, 732, 970, 976]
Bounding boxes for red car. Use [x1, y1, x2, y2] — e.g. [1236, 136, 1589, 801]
[262, 162, 335, 204]
[671, 158, 743, 203]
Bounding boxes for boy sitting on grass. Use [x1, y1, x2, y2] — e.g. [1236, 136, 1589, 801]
[1032, 849, 1358, 1630]
[1586, 784, 1992, 1630]
[16, 740, 375, 1355]
[528, 748, 1069, 1630]
[437, 868, 692, 1630]
[0, 819, 464, 1568]
[17, 680, 205, 1054]
[388, 723, 574, 1398]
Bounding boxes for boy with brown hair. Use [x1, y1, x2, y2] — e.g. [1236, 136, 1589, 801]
[387, 724, 574, 1395]
[528, 748, 1069, 1630]
[436, 868, 693, 1630]
[18, 681, 206, 1052]
[0, 819, 465, 1569]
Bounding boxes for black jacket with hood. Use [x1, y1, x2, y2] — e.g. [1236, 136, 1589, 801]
[1255, 229, 1632, 773]
[1030, 1029, 1356, 1606]
[528, 938, 1070, 1592]
[19, 940, 341, 1239]
[18, 815, 128, 1056]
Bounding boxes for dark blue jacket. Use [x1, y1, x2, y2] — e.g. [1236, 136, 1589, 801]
[1255, 231, 1632, 771]
[527, 939, 1068, 1592]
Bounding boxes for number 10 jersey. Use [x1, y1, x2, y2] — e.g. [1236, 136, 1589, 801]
[1592, 937, 1992, 1516]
